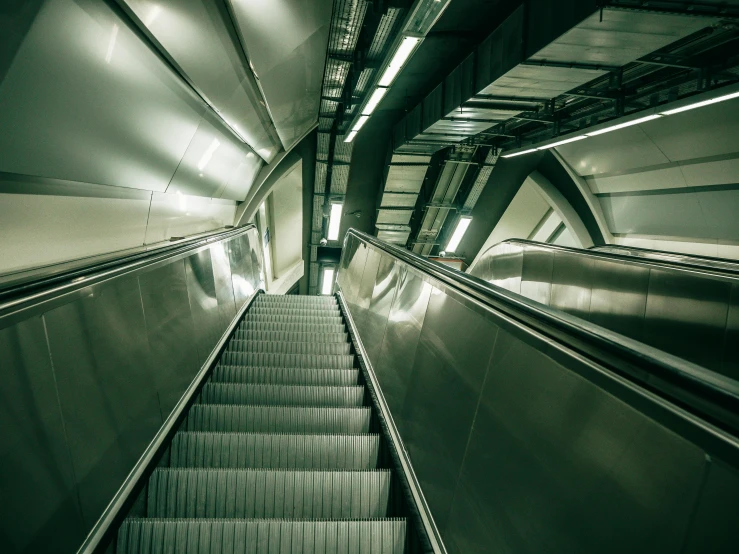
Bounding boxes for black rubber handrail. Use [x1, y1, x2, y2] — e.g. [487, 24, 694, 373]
[345, 228, 739, 438]
[0, 224, 257, 320]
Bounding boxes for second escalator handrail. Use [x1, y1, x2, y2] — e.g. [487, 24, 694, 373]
[344, 228, 739, 433]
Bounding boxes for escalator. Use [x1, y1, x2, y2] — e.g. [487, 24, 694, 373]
[3, 225, 739, 553]
[117, 294, 409, 553]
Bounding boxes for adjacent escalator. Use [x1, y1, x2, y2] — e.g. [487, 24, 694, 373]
[115, 293, 410, 553]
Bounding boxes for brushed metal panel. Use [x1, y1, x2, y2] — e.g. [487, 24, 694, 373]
[0, 0, 202, 191]
[228, 236, 253, 305]
[336, 235, 358, 298]
[363, 257, 402, 366]
[166, 112, 262, 200]
[0, 317, 85, 552]
[139, 260, 200, 416]
[372, 268, 430, 421]
[124, 0, 279, 161]
[210, 241, 237, 329]
[44, 275, 161, 527]
[184, 250, 222, 365]
[489, 243, 523, 294]
[644, 269, 732, 370]
[229, 0, 333, 149]
[682, 460, 739, 554]
[588, 258, 649, 341]
[520, 245, 554, 306]
[244, 231, 264, 292]
[401, 290, 499, 531]
[550, 250, 594, 321]
[445, 327, 706, 554]
[724, 283, 739, 382]
[354, 248, 381, 338]
[344, 240, 370, 308]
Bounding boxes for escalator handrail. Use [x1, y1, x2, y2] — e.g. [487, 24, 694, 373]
[483, 238, 739, 279]
[590, 243, 739, 274]
[0, 224, 258, 321]
[345, 228, 739, 434]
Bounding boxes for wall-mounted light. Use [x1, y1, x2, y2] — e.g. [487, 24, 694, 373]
[660, 90, 739, 115]
[363, 87, 389, 116]
[446, 216, 472, 253]
[537, 135, 586, 150]
[344, 130, 358, 143]
[321, 268, 335, 295]
[327, 202, 343, 241]
[378, 36, 422, 87]
[585, 114, 662, 137]
[501, 148, 538, 159]
[353, 115, 370, 132]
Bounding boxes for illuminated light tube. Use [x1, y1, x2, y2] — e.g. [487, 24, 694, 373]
[344, 130, 358, 143]
[197, 138, 221, 171]
[321, 268, 335, 295]
[327, 202, 343, 241]
[586, 114, 662, 137]
[378, 36, 422, 87]
[660, 90, 739, 115]
[363, 87, 388, 115]
[537, 135, 587, 150]
[445, 216, 472, 253]
[353, 115, 370, 132]
[501, 148, 538, 159]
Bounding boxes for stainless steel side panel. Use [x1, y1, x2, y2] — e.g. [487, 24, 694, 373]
[724, 283, 739, 381]
[0, 317, 85, 552]
[550, 250, 593, 321]
[338, 234, 739, 554]
[44, 275, 162, 526]
[0, 227, 262, 551]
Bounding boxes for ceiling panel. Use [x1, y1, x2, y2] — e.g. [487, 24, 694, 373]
[230, 0, 333, 149]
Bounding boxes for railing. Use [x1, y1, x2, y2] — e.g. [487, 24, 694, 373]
[337, 227, 739, 554]
[0, 224, 263, 553]
[591, 243, 739, 274]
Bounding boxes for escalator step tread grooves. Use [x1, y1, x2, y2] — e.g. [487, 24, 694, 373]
[226, 339, 352, 355]
[212, 366, 360, 386]
[119, 293, 408, 553]
[118, 519, 406, 554]
[169, 432, 380, 469]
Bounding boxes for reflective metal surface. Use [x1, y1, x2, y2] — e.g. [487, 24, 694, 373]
[0, 226, 261, 551]
[338, 228, 739, 554]
[471, 239, 739, 378]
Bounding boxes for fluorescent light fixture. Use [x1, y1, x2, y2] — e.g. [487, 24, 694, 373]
[344, 130, 358, 143]
[537, 135, 587, 150]
[586, 114, 662, 137]
[321, 268, 335, 295]
[197, 138, 221, 171]
[327, 203, 343, 241]
[446, 216, 472, 253]
[363, 87, 388, 115]
[660, 90, 739, 115]
[378, 36, 421, 87]
[501, 148, 538, 159]
[105, 24, 119, 63]
[353, 115, 370, 132]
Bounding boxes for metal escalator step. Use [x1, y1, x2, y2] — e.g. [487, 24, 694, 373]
[147, 469, 391, 518]
[257, 295, 337, 304]
[118, 518, 406, 554]
[226, 340, 352, 356]
[246, 314, 344, 325]
[184, 405, 372, 433]
[240, 322, 346, 334]
[212, 366, 360, 386]
[232, 329, 348, 344]
[169, 433, 380, 469]
[219, 351, 355, 369]
[250, 306, 341, 315]
[199, 384, 364, 407]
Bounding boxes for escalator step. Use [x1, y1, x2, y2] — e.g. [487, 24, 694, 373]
[199, 384, 364, 407]
[250, 306, 342, 317]
[183, 405, 372, 434]
[257, 295, 337, 304]
[147, 469, 391, 519]
[219, 351, 355, 369]
[169, 433, 380, 469]
[212, 366, 360, 386]
[240, 322, 346, 334]
[232, 330, 348, 344]
[118, 518, 406, 554]
[246, 314, 344, 325]
[226, 340, 352, 356]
